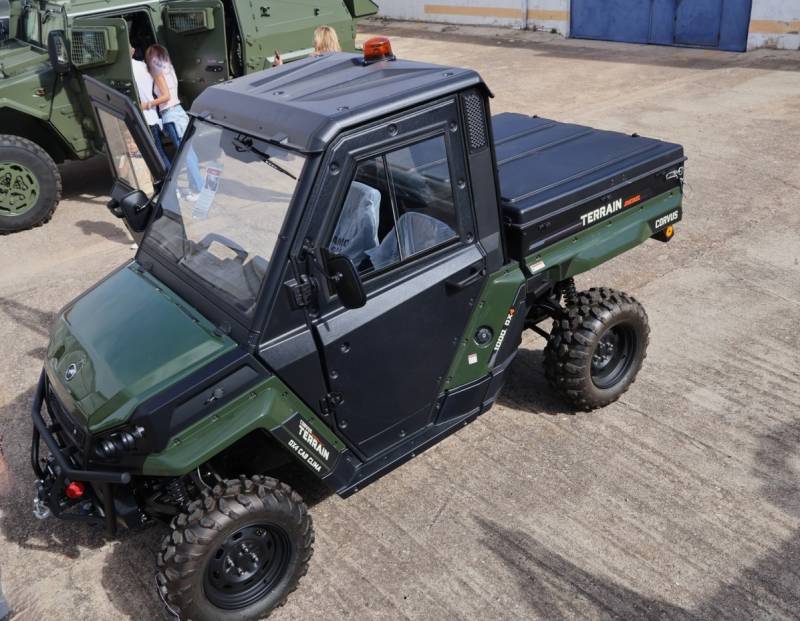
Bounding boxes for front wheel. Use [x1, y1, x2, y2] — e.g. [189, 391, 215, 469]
[156, 475, 314, 620]
[544, 287, 649, 410]
[0, 135, 61, 233]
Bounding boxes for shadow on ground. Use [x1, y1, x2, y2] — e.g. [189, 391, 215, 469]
[476, 418, 800, 619]
[498, 347, 569, 416]
[59, 158, 112, 201]
[75, 220, 130, 245]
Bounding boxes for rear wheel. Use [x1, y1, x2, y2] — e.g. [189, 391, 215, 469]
[0, 135, 61, 233]
[544, 287, 649, 410]
[156, 475, 313, 621]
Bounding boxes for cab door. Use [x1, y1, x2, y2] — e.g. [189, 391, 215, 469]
[83, 75, 167, 241]
[71, 17, 138, 98]
[305, 98, 487, 460]
[162, 0, 229, 104]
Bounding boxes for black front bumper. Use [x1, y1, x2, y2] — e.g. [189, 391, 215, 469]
[30, 369, 131, 534]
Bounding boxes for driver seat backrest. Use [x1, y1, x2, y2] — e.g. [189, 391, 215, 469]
[329, 181, 381, 265]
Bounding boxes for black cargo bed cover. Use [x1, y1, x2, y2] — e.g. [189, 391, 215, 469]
[494, 113, 685, 257]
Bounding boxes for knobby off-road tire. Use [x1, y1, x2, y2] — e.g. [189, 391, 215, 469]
[156, 475, 314, 621]
[544, 288, 649, 410]
[0, 135, 61, 233]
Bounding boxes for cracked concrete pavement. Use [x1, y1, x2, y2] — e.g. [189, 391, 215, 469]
[0, 21, 798, 620]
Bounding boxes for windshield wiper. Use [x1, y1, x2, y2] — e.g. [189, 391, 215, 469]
[233, 135, 297, 180]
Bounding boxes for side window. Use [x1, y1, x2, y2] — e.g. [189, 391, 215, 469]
[327, 134, 459, 275]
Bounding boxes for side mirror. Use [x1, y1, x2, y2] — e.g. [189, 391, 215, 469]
[108, 189, 152, 233]
[47, 31, 71, 75]
[325, 253, 366, 309]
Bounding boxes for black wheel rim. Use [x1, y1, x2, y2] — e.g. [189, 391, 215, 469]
[204, 523, 292, 610]
[591, 323, 637, 389]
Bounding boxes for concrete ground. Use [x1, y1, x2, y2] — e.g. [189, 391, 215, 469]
[1, 21, 799, 620]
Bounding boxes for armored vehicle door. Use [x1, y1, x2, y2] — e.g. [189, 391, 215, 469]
[307, 99, 488, 460]
[162, 0, 228, 104]
[71, 17, 138, 98]
[83, 75, 167, 241]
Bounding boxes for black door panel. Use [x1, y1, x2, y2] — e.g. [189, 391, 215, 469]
[317, 243, 485, 457]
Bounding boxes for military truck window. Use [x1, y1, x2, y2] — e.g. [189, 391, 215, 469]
[327, 135, 458, 275]
[144, 120, 306, 317]
[96, 108, 156, 195]
[21, 9, 41, 45]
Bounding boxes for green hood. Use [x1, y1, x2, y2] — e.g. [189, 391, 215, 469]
[46, 263, 236, 432]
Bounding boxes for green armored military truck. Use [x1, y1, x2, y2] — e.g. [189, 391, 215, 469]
[0, 0, 377, 233]
[31, 39, 684, 620]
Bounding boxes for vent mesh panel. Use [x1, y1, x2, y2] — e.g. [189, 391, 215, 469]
[168, 11, 207, 32]
[462, 92, 487, 151]
[71, 30, 106, 66]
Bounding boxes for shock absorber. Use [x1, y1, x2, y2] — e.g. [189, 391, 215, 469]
[561, 278, 577, 304]
[165, 478, 189, 508]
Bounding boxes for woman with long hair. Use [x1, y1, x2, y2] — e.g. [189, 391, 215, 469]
[311, 25, 341, 55]
[273, 25, 341, 66]
[143, 44, 203, 197]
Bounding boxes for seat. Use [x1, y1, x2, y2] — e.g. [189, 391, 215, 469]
[366, 211, 456, 270]
[328, 181, 381, 266]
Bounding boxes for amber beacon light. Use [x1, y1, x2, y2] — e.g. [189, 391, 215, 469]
[363, 36, 396, 64]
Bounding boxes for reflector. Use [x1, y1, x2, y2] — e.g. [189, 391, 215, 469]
[65, 481, 86, 499]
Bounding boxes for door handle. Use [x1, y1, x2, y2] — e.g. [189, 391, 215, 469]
[205, 65, 224, 72]
[446, 267, 485, 291]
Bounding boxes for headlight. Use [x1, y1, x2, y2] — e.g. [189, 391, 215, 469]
[93, 425, 146, 460]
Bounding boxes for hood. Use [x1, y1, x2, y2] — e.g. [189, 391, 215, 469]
[0, 41, 49, 79]
[46, 263, 236, 432]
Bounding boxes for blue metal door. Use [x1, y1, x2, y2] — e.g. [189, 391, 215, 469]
[675, 0, 722, 47]
[571, 0, 752, 52]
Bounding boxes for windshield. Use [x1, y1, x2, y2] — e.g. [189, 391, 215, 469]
[143, 120, 306, 317]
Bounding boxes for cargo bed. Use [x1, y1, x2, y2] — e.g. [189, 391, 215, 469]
[494, 113, 685, 260]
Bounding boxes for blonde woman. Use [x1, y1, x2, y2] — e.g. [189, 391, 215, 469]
[273, 25, 341, 66]
[311, 25, 341, 55]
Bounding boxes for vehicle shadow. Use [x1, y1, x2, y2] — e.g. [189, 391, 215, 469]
[59, 157, 113, 201]
[0, 388, 107, 560]
[0, 296, 57, 339]
[74, 220, 131, 245]
[474, 419, 800, 619]
[497, 347, 571, 416]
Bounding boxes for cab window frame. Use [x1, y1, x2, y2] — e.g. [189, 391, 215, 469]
[314, 98, 476, 300]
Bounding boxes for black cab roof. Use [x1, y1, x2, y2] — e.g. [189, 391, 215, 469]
[191, 52, 486, 153]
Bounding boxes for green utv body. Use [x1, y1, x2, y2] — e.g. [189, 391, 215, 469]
[0, 0, 377, 232]
[31, 45, 685, 620]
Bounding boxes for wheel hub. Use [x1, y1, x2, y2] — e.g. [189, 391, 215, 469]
[204, 523, 291, 610]
[0, 161, 40, 216]
[590, 324, 637, 389]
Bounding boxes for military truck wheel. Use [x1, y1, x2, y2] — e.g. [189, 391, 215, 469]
[544, 288, 649, 410]
[156, 475, 313, 621]
[0, 135, 61, 233]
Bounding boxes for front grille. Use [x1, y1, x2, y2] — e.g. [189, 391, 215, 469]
[167, 11, 208, 33]
[46, 383, 86, 449]
[71, 30, 107, 67]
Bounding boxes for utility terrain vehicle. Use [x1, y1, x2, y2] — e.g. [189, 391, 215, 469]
[31, 38, 685, 620]
[0, 0, 376, 233]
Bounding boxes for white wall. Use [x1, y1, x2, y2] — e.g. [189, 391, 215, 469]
[748, 0, 800, 50]
[376, 0, 800, 51]
[375, 0, 570, 36]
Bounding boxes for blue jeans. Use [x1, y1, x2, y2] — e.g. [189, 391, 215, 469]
[149, 124, 170, 167]
[161, 105, 203, 193]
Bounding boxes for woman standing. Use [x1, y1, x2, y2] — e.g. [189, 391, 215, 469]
[143, 44, 203, 197]
[273, 25, 341, 66]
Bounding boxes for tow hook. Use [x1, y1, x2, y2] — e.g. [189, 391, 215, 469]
[33, 480, 51, 520]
